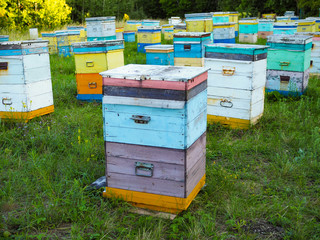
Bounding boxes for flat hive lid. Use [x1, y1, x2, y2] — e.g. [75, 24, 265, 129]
[174, 32, 211, 38]
[267, 34, 312, 44]
[100, 64, 210, 82]
[213, 22, 236, 27]
[137, 26, 161, 31]
[239, 20, 258, 24]
[206, 43, 268, 51]
[145, 44, 173, 51]
[185, 12, 212, 18]
[72, 40, 124, 48]
[85, 16, 115, 21]
[0, 40, 48, 49]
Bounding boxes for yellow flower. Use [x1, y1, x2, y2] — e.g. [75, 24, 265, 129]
[48, 126, 50, 131]
[123, 14, 129, 21]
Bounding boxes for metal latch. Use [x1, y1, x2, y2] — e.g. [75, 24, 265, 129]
[222, 67, 236, 76]
[135, 162, 154, 177]
[130, 115, 151, 124]
[86, 61, 94, 67]
[2, 98, 12, 105]
[220, 99, 233, 108]
[88, 82, 97, 89]
[280, 61, 290, 66]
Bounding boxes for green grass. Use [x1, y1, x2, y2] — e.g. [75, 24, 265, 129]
[1, 36, 320, 239]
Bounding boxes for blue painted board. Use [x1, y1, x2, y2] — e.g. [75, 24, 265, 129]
[77, 94, 103, 101]
[174, 43, 204, 58]
[213, 38, 236, 43]
[137, 43, 160, 53]
[102, 90, 207, 149]
[146, 52, 174, 65]
[0, 47, 48, 56]
[87, 36, 116, 41]
[124, 32, 135, 42]
[239, 24, 258, 34]
[58, 45, 72, 57]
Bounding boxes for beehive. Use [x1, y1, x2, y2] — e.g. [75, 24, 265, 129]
[145, 45, 174, 65]
[100, 64, 209, 213]
[164, 28, 174, 40]
[86, 16, 116, 41]
[137, 26, 161, 53]
[174, 23, 187, 33]
[212, 12, 230, 23]
[185, 12, 212, 20]
[41, 32, 57, 54]
[258, 19, 274, 39]
[205, 44, 269, 129]
[212, 22, 236, 43]
[306, 17, 320, 32]
[174, 32, 211, 67]
[142, 20, 160, 27]
[124, 20, 142, 32]
[161, 24, 174, 33]
[239, 20, 258, 43]
[311, 32, 320, 75]
[169, 17, 182, 25]
[284, 11, 295, 16]
[273, 22, 297, 35]
[55, 31, 72, 57]
[0, 35, 9, 42]
[296, 20, 316, 33]
[262, 14, 276, 19]
[72, 40, 124, 101]
[276, 16, 290, 22]
[0, 40, 54, 120]
[123, 31, 135, 42]
[266, 34, 312, 96]
[228, 12, 239, 36]
[116, 28, 124, 40]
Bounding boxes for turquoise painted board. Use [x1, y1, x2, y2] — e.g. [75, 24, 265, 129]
[239, 24, 258, 34]
[58, 45, 72, 57]
[267, 48, 311, 72]
[212, 16, 229, 23]
[273, 29, 297, 35]
[258, 22, 274, 32]
[102, 90, 207, 149]
[87, 36, 116, 41]
[205, 44, 268, 55]
[0, 35, 9, 42]
[267, 42, 312, 51]
[146, 52, 174, 65]
[124, 32, 135, 42]
[174, 43, 203, 58]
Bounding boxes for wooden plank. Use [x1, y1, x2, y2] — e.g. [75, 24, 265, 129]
[186, 156, 206, 197]
[186, 133, 206, 174]
[0, 105, 54, 121]
[76, 73, 103, 95]
[205, 52, 267, 61]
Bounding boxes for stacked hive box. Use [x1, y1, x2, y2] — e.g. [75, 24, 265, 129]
[100, 64, 208, 213]
[228, 12, 239, 36]
[212, 12, 229, 23]
[306, 17, 320, 32]
[137, 26, 161, 53]
[284, 11, 295, 16]
[41, 32, 57, 54]
[174, 23, 187, 33]
[86, 17, 116, 41]
[296, 20, 316, 33]
[258, 19, 274, 39]
[145, 45, 174, 65]
[162, 24, 174, 40]
[72, 40, 124, 101]
[273, 22, 297, 35]
[0, 40, 54, 120]
[169, 17, 182, 25]
[68, 30, 82, 54]
[266, 35, 312, 96]
[204, 44, 269, 129]
[311, 32, 320, 75]
[212, 22, 236, 43]
[142, 20, 160, 27]
[0, 35, 9, 42]
[56, 30, 72, 57]
[185, 12, 212, 20]
[123, 32, 135, 42]
[276, 16, 290, 22]
[185, 13, 213, 40]
[116, 28, 124, 40]
[124, 20, 142, 32]
[239, 20, 258, 43]
[174, 32, 211, 67]
[262, 14, 276, 19]
[67, 26, 86, 42]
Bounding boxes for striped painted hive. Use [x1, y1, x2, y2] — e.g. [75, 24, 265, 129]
[266, 34, 312, 96]
[174, 32, 212, 67]
[212, 12, 230, 24]
[123, 31, 135, 42]
[86, 16, 116, 41]
[289, 16, 299, 22]
[145, 45, 174, 66]
[185, 18, 213, 33]
[137, 26, 161, 53]
[41, 32, 57, 54]
[67, 27, 87, 42]
[163, 27, 174, 40]
[55, 31, 72, 57]
[100, 64, 209, 213]
[212, 22, 236, 43]
[273, 22, 298, 35]
[239, 20, 258, 34]
[0, 35, 9, 42]
[258, 19, 274, 39]
[262, 14, 276, 19]
[296, 20, 316, 33]
[124, 20, 142, 32]
[161, 24, 174, 33]
[228, 12, 239, 36]
[72, 40, 124, 101]
[142, 20, 160, 27]
[204, 43, 269, 129]
[306, 17, 320, 32]
[0, 40, 54, 121]
[169, 17, 182, 25]
[173, 23, 187, 34]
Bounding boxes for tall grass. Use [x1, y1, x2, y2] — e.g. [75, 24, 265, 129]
[1, 35, 320, 239]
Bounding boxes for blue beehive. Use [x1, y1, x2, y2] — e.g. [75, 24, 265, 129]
[145, 45, 174, 66]
[0, 35, 9, 42]
[123, 31, 135, 42]
[273, 22, 298, 35]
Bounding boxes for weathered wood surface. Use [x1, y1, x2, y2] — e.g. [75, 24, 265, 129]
[76, 73, 103, 95]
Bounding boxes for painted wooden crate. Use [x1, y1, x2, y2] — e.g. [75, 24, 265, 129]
[212, 12, 230, 23]
[239, 20, 258, 34]
[297, 20, 316, 33]
[145, 45, 174, 66]
[85, 16, 116, 38]
[100, 64, 209, 213]
[163, 28, 174, 40]
[266, 34, 312, 72]
[174, 24, 187, 33]
[116, 28, 124, 40]
[212, 22, 236, 43]
[123, 31, 135, 42]
[205, 44, 269, 129]
[262, 14, 276, 19]
[273, 22, 297, 35]
[266, 69, 309, 96]
[228, 12, 239, 36]
[0, 35, 9, 42]
[239, 33, 258, 43]
[169, 17, 182, 25]
[161, 24, 174, 33]
[72, 40, 124, 101]
[258, 19, 274, 32]
[41, 32, 57, 54]
[174, 32, 211, 59]
[306, 17, 320, 32]
[124, 20, 142, 32]
[186, 18, 213, 33]
[137, 26, 161, 53]
[0, 40, 54, 120]
[142, 20, 160, 27]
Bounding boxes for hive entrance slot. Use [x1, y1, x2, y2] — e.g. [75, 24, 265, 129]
[0, 62, 8, 70]
[280, 75, 290, 83]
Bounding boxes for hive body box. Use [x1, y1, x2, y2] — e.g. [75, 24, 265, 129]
[185, 18, 213, 33]
[310, 33, 320, 74]
[163, 27, 174, 40]
[145, 45, 174, 65]
[239, 20, 258, 43]
[142, 20, 160, 27]
[72, 40, 124, 101]
[0, 40, 54, 120]
[306, 17, 320, 32]
[86, 17, 116, 41]
[262, 14, 276, 19]
[41, 32, 57, 54]
[228, 12, 239, 36]
[137, 26, 161, 53]
[124, 21, 142, 32]
[100, 64, 208, 213]
[212, 22, 236, 43]
[296, 20, 316, 33]
[123, 32, 135, 42]
[266, 35, 312, 96]
[169, 17, 182, 25]
[205, 44, 269, 129]
[0, 35, 9, 42]
[174, 32, 212, 67]
[174, 24, 187, 34]
[273, 22, 298, 35]
[258, 19, 274, 39]
[116, 28, 124, 40]
[55, 31, 72, 57]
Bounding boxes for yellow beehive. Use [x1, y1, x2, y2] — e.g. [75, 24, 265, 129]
[80, 29, 87, 42]
[68, 30, 82, 44]
[174, 57, 204, 67]
[41, 32, 57, 54]
[186, 19, 205, 32]
[262, 13, 276, 19]
[297, 20, 316, 32]
[124, 21, 142, 32]
[137, 30, 161, 43]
